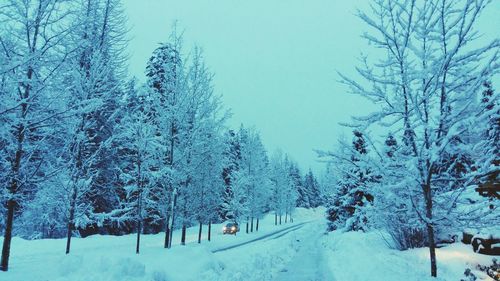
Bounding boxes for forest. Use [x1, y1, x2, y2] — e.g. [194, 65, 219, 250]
[0, 0, 499, 280]
[0, 0, 323, 272]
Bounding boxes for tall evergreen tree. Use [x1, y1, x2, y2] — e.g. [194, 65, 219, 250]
[303, 169, 322, 208]
[219, 130, 241, 221]
[325, 131, 376, 231]
[291, 163, 308, 208]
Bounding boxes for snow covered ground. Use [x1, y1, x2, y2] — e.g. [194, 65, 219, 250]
[2, 207, 498, 281]
[1, 208, 324, 281]
[324, 230, 498, 281]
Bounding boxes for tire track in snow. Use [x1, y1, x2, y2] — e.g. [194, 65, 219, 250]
[211, 221, 310, 253]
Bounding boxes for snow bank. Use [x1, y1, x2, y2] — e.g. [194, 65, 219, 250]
[323, 230, 497, 281]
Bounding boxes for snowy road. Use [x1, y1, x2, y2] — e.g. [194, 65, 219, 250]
[212, 221, 309, 253]
[213, 218, 335, 281]
[274, 221, 334, 281]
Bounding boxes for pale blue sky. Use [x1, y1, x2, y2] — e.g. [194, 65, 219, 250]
[122, 0, 499, 173]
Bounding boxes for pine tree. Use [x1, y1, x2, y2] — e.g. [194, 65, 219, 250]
[219, 130, 241, 221]
[474, 81, 499, 186]
[303, 169, 322, 208]
[326, 131, 376, 231]
[291, 163, 309, 208]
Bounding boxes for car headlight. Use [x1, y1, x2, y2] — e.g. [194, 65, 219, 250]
[231, 227, 236, 231]
[223, 227, 227, 231]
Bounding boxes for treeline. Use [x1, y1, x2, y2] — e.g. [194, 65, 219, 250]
[320, 0, 499, 279]
[0, 0, 323, 272]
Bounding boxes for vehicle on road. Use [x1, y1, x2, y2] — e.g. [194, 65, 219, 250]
[223, 222, 239, 235]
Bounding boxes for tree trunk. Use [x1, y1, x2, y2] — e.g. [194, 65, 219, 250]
[65, 186, 78, 255]
[164, 213, 170, 249]
[166, 118, 176, 248]
[0, 199, 16, 271]
[279, 215, 282, 225]
[136, 159, 143, 254]
[250, 217, 254, 232]
[181, 225, 187, 245]
[246, 218, 249, 234]
[275, 212, 277, 225]
[164, 193, 172, 248]
[168, 218, 175, 248]
[136, 220, 141, 254]
[285, 212, 288, 223]
[208, 221, 211, 241]
[426, 223, 437, 277]
[1, 116, 25, 271]
[198, 222, 202, 244]
[256, 218, 259, 232]
[423, 182, 437, 277]
[65, 214, 74, 255]
[168, 192, 178, 248]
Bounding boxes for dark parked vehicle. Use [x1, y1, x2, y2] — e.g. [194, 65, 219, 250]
[463, 229, 500, 255]
[472, 234, 500, 255]
[223, 222, 239, 235]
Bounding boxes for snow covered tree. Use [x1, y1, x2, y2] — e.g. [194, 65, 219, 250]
[284, 162, 300, 222]
[175, 47, 227, 245]
[219, 130, 241, 221]
[146, 28, 186, 248]
[339, 0, 499, 276]
[226, 168, 251, 226]
[269, 150, 296, 225]
[0, 0, 78, 270]
[111, 81, 162, 254]
[303, 169, 323, 208]
[323, 131, 376, 232]
[147, 33, 229, 246]
[372, 133, 429, 250]
[224, 127, 270, 232]
[471, 81, 499, 192]
[62, 0, 128, 254]
[239, 128, 271, 232]
[291, 163, 308, 209]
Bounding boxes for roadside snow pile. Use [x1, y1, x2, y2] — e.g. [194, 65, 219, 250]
[1, 207, 321, 281]
[323, 230, 498, 281]
[4, 237, 225, 281]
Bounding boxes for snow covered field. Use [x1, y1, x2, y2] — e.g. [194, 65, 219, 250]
[2, 207, 497, 281]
